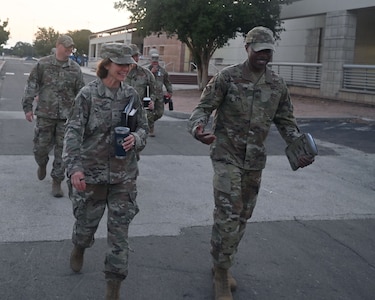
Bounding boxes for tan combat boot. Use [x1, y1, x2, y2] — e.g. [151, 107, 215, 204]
[37, 164, 47, 180]
[212, 266, 237, 291]
[52, 180, 63, 197]
[70, 245, 85, 272]
[213, 266, 233, 300]
[105, 280, 121, 300]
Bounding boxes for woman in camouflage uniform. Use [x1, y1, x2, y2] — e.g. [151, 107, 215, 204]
[63, 43, 148, 300]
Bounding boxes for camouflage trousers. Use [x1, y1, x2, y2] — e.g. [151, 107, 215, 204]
[211, 160, 262, 269]
[33, 117, 65, 181]
[68, 179, 139, 280]
[146, 98, 164, 129]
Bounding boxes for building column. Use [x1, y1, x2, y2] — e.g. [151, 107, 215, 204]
[320, 10, 357, 98]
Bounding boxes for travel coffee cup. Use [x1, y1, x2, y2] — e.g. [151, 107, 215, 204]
[114, 126, 130, 159]
[143, 97, 151, 109]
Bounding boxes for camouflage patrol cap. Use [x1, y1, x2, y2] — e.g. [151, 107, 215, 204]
[151, 53, 159, 62]
[129, 44, 140, 56]
[57, 35, 74, 48]
[100, 43, 136, 65]
[149, 48, 159, 56]
[245, 26, 275, 52]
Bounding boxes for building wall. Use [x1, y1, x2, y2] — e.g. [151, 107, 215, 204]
[280, 0, 375, 19]
[320, 10, 357, 97]
[211, 2, 375, 67]
[273, 15, 326, 63]
[211, 33, 247, 67]
[143, 34, 188, 72]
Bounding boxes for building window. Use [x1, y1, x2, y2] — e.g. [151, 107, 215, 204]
[214, 58, 223, 65]
[144, 47, 150, 56]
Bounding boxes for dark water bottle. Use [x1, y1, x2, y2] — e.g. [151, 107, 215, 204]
[114, 127, 130, 159]
[168, 99, 174, 111]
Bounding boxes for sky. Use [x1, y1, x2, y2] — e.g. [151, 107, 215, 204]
[2, 0, 131, 48]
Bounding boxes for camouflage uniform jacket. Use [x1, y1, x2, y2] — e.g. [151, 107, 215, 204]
[187, 60, 301, 170]
[22, 55, 85, 120]
[63, 78, 149, 184]
[148, 65, 173, 100]
[125, 64, 156, 101]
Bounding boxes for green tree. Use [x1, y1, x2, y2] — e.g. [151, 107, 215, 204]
[67, 29, 92, 55]
[115, 0, 292, 89]
[33, 27, 60, 56]
[12, 42, 34, 57]
[32, 27, 91, 58]
[0, 18, 10, 47]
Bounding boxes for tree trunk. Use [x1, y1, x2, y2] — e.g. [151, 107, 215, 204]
[197, 58, 210, 90]
[196, 68, 202, 89]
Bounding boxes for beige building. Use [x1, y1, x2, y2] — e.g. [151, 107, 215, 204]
[143, 34, 190, 72]
[88, 27, 189, 72]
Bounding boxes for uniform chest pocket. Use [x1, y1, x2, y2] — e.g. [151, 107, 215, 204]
[225, 84, 252, 114]
[90, 100, 112, 132]
[114, 101, 127, 126]
[253, 89, 281, 122]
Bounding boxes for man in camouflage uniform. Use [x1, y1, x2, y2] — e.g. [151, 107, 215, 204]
[22, 35, 85, 197]
[63, 43, 148, 300]
[125, 44, 155, 160]
[125, 44, 156, 117]
[187, 26, 314, 300]
[147, 52, 173, 136]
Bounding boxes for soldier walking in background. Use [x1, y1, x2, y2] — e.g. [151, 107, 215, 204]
[147, 51, 173, 137]
[125, 44, 156, 113]
[188, 26, 314, 300]
[125, 44, 156, 160]
[22, 35, 85, 197]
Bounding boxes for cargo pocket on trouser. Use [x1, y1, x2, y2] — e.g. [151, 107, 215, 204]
[212, 160, 243, 211]
[107, 180, 140, 226]
[70, 184, 104, 248]
[105, 180, 139, 278]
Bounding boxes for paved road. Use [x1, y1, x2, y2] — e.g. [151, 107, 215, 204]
[0, 58, 374, 300]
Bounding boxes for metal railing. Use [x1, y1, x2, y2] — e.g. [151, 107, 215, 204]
[164, 62, 174, 72]
[343, 64, 375, 92]
[269, 62, 322, 87]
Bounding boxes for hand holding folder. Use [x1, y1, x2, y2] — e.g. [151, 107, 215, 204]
[121, 96, 138, 132]
[285, 133, 318, 171]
